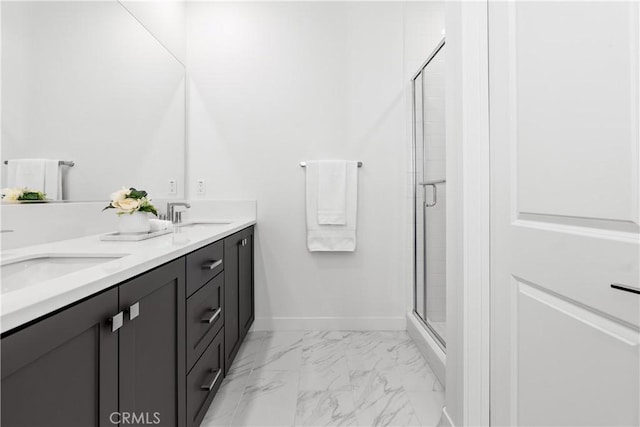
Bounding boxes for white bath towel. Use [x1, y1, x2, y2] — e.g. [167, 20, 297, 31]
[7, 159, 61, 199]
[317, 160, 347, 225]
[305, 160, 358, 251]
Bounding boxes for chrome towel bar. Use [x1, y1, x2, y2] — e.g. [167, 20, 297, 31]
[300, 161, 363, 168]
[4, 160, 75, 167]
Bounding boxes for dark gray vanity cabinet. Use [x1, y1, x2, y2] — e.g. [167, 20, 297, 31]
[224, 226, 255, 373]
[1, 288, 119, 427]
[0, 258, 186, 427]
[0, 226, 255, 427]
[118, 258, 186, 427]
[238, 227, 255, 341]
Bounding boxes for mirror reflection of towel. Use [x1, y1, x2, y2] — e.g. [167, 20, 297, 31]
[7, 159, 61, 200]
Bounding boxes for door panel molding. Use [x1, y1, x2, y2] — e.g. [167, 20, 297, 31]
[509, 1, 639, 224]
[516, 213, 640, 234]
[514, 216, 640, 242]
[516, 277, 640, 345]
[517, 279, 639, 426]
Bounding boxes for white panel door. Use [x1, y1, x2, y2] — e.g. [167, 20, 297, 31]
[489, 1, 640, 426]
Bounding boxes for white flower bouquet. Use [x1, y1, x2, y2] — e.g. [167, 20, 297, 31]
[103, 187, 158, 216]
[2, 187, 46, 201]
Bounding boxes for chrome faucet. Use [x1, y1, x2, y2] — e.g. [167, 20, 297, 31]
[166, 202, 191, 224]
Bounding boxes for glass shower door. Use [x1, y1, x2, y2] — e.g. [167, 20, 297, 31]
[413, 40, 446, 349]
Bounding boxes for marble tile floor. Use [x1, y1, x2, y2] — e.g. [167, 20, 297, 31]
[201, 331, 445, 427]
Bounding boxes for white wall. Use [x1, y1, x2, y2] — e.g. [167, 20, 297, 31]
[445, 2, 464, 424]
[119, 0, 186, 66]
[444, 1, 492, 426]
[187, 2, 412, 330]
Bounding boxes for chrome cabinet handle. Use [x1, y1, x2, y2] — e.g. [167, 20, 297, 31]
[201, 369, 222, 391]
[240, 238, 248, 247]
[127, 302, 140, 320]
[611, 283, 640, 295]
[202, 259, 222, 270]
[108, 312, 124, 332]
[201, 307, 222, 324]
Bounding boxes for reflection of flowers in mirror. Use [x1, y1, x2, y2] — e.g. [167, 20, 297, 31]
[103, 187, 158, 216]
[1, 187, 46, 201]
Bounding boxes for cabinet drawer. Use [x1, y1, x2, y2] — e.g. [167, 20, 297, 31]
[186, 273, 224, 371]
[187, 329, 224, 427]
[186, 240, 223, 297]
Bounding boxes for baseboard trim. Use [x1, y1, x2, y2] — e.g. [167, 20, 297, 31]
[406, 311, 446, 386]
[252, 316, 407, 331]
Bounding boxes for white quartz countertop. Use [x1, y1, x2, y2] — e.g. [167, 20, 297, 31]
[1, 218, 256, 334]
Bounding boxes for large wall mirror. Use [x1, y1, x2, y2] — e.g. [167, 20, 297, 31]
[1, 1, 186, 202]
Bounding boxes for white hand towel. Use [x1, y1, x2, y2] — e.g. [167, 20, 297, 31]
[317, 160, 347, 225]
[7, 159, 46, 191]
[305, 160, 358, 252]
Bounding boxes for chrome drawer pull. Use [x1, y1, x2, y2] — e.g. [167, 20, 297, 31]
[202, 259, 222, 270]
[201, 369, 222, 391]
[201, 307, 222, 324]
[611, 283, 640, 295]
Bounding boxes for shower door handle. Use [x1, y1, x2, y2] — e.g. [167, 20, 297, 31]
[424, 184, 437, 207]
[419, 180, 445, 208]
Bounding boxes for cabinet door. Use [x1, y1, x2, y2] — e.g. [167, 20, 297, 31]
[238, 227, 254, 340]
[119, 258, 186, 427]
[1, 288, 119, 427]
[223, 233, 240, 373]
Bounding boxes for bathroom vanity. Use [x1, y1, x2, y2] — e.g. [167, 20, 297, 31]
[0, 221, 255, 427]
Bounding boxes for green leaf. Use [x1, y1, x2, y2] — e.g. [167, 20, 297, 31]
[18, 191, 45, 201]
[139, 204, 158, 216]
[128, 188, 148, 200]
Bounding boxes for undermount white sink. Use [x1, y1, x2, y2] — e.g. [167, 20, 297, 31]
[1, 253, 128, 293]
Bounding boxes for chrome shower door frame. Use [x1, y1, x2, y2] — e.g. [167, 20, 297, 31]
[411, 38, 446, 350]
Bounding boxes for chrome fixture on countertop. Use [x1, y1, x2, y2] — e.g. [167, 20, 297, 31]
[166, 202, 191, 224]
